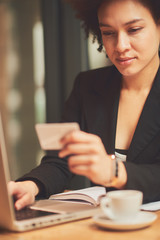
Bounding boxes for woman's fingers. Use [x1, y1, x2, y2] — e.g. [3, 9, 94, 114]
[14, 193, 35, 210]
[59, 131, 104, 158]
[61, 130, 102, 144]
[68, 154, 98, 166]
[69, 164, 90, 176]
[59, 130, 113, 186]
[8, 181, 22, 197]
[8, 181, 38, 210]
[59, 143, 101, 158]
[8, 182, 32, 210]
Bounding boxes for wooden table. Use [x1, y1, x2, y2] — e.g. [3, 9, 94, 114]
[1, 211, 160, 240]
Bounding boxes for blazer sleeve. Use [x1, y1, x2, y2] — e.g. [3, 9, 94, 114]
[17, 74, 84, 198]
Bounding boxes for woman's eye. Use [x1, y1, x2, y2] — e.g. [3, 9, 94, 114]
[102, 31, 115, 36]
[128, 27, 143, 33]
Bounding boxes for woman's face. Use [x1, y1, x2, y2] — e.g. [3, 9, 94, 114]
[98, 0, 160, 78]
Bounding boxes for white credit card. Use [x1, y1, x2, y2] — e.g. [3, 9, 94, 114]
[35, 122, 80, 150]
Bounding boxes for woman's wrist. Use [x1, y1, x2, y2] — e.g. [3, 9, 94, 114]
[114, 161, 127, 188]
[105, 156, 127, 189]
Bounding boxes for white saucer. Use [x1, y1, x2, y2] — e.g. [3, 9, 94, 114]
[93, 211, 157, 231]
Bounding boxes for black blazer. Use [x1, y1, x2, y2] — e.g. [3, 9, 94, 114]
[20, 65, 160, 203]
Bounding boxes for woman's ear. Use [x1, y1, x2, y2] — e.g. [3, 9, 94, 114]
[158, 19, 160, 41]
[157, 20, 160, 57]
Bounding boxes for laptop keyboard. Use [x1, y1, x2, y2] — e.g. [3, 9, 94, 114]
[15, 207, 56, 221]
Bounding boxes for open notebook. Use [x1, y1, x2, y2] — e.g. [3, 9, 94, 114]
[0, 114, 100, 232]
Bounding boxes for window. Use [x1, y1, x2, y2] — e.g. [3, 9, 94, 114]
[0, 0, 45, 179]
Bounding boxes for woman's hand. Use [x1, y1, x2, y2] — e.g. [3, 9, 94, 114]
[8, 181, 39, 210]
[59, 130, 113, 186]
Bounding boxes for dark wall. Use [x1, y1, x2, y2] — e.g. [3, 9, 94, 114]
[41, 0, 89, 123]
[41, 0, 90, 189]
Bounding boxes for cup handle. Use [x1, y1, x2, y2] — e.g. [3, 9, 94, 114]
[100, 197, 115, 220]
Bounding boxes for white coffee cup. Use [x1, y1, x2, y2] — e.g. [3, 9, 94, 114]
[100, 190, 143, 221]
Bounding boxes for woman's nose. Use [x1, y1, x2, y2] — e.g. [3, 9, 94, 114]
[115, 32, 130, 53]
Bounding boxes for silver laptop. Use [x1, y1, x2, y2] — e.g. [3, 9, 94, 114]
[0, 114, 99, 232]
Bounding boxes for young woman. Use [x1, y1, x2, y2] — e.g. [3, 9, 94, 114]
[9, 0, 160, 210]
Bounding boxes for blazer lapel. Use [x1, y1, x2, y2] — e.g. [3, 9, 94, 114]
[127, 66, 160, 162]
[90, 66, 121, 154]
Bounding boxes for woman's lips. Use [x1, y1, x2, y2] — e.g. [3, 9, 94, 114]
[116, 57, 136, 65]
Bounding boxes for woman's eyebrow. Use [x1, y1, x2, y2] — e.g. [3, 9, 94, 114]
[99, 18, 144, 28]
[124, 18, 145, 26]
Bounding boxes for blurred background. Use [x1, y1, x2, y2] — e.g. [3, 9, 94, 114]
[0, 0, 111, 189]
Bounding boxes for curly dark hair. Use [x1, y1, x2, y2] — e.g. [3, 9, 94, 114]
[65, 0, 160, 52]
